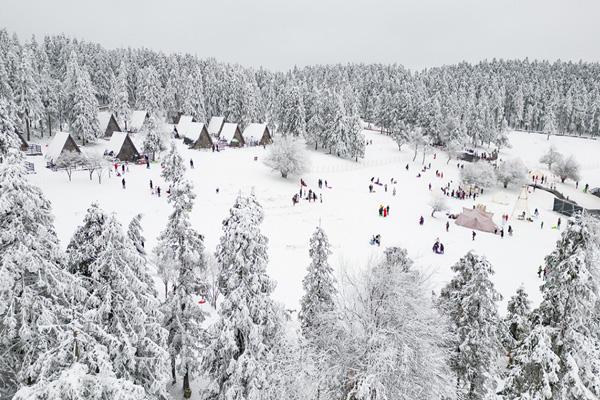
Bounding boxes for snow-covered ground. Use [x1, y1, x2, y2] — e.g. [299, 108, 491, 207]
[26, 130, 600, 313]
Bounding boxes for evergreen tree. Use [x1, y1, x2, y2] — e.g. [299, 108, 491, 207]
[203, 193, 282, 400]
[503, 286, 531, 353]
[438, 252, 502, 400]
[142, 115, 163, 162]
[0, 161, 74, 397]
[66, 203, 107, 277]
[83, 215, 170, 399]
[161, 142, 185, 184]
[279, 85, 306, 136]
[299, 226, 336, 339]
[15, 47, 42, 141]
[70, 67, 100, 145]
[155, 174, 207, 398]
[109, 62, 130, 131]
[127, 213, 146, 256]
[136, 65, 163, 118]
[505, 214, 600, 399]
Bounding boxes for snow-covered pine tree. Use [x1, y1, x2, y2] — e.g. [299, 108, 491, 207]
[66, 202, 107, 277]
[0, 160, 75, 398]
[15, 47, 42, 141]
[161, 142, 185, 184]
[70, 67, 100, 145]
[142, 114, 163, 162]
[438, 251, 502, 400]
[13, 362, 148, 400]
[85, 214, 169, 398]
[136, 65, 163, 118]
[0, 96, 19, 159]
[505, 214, 600, 399]
[279, 85, 306, 136]
[203, 193, 282, 400]
[299, 226, 336, 339]
[109, 62, 131, 131]
[155, 175, 207, 398]
[127, 213, 145, 256]
[502, 286, 531, 353]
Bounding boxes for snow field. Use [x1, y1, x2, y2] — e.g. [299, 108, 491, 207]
[27, 130, 600, 313]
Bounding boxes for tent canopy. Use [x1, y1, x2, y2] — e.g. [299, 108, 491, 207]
[455, 207, 498, 233]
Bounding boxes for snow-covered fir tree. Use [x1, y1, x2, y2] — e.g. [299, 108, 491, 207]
[142, 114, 163, 161]
[66, 202, 107, 277]
[70, 67, 100, 145]
[502, 286, 531, 353]
[0, 159, 75, 398]
[438, 251, 503, 400]
[155, 173, 207, 398]
[161, 142, 185, 184]
[83, 214, 170, 398]
[505, 214, 600, 399]
[279, 85, 306, 136]
[136, 65, 163, 118]
[15, 47, 42, 141]
[203, 193, 282, 400]
[127, 213, 145, 256]
[299, 226, 336, 339]
[109, 62, 130, 130]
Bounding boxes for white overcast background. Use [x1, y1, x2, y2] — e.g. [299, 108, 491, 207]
[1, 0, 598, 70]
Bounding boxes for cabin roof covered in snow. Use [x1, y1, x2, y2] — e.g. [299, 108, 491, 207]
[208, 116, 225, 135]
[129, 110, 148, 131]
[220, 123, 239, 142]
[106, 132, 130, 154]
[178, 122, 207, 142]
[45, 131, 75, 160]
[98, 111, 113, 131]
[178, 115, 194, 126]
[242, 123, 268, 141]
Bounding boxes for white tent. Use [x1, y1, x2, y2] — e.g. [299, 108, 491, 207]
[208, 116, 225, 136]
[45, 131, 80, 161]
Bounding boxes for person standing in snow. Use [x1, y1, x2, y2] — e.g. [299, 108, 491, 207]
[150, 180, 153, 190]
[446, 221, 450, 232]
[157, 186, 161, 197]
[121, 178, 126, 189]
[557, 217, 562, 229]
[190, 159, 194, 169]
[472, 231, 476, 241]
[393, 187, 396, 196]
[419, 216, 424, 225]
[508, 225, 513, 236]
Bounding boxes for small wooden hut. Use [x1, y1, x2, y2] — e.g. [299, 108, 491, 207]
[105, 132, 140, 161]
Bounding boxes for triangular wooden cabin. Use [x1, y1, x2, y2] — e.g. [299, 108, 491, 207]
[105, 132, 140, 161]
[45, 132, 81, 163]
[98, 111, 121, 138]
[179, 122, 213, 149]
[208, 116, 225, 137]
[242, 123, 272, 146]
[220, 123, 245, 147]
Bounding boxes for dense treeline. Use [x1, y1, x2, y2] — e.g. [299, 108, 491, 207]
[2, 28, 600, 162]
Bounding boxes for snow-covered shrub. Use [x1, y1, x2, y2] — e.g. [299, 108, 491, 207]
[495, 158, 527, 188]
[539, 145, 563, 170]
[429, 193, 448, 217]
[552, 154, 580, 183]
[264, 135, 308, 178]
[460, 161, 496, 188]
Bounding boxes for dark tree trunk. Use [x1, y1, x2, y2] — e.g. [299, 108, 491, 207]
[171, 356, 176, 384]
[183, 369, 192, 398]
